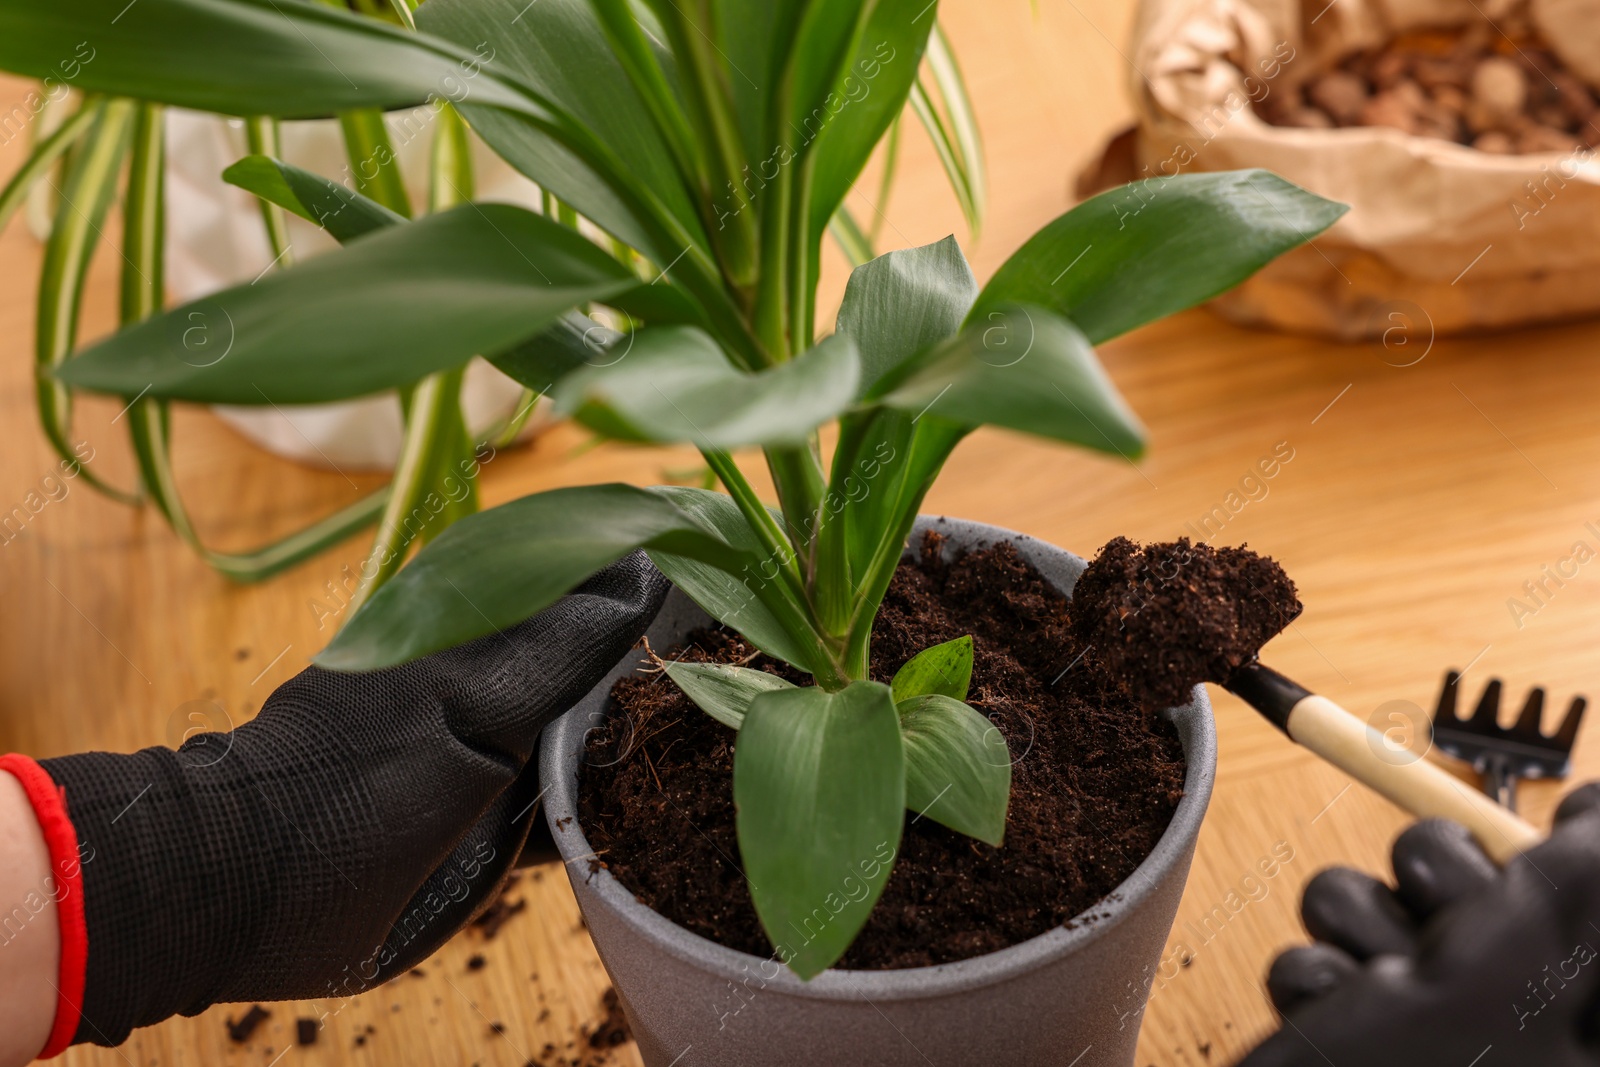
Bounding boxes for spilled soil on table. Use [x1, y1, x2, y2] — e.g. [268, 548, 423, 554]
[577, 530, 1188, 969]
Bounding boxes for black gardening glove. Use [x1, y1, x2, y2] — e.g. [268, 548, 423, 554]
[1240, 783, 1600, 1066]
[28, 553, 666, 1051]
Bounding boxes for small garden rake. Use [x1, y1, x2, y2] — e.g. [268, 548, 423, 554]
[1430, 670, 1587, 812]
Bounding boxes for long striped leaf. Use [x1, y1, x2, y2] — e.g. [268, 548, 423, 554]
[54, 203, 656, 405]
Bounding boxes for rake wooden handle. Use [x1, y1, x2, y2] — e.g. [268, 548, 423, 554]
[1227, 663, 1543, 865]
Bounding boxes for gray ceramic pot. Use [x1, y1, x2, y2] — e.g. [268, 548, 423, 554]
[540, 516, 1216, 1067]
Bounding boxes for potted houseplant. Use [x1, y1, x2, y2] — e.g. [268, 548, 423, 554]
[0, 0, 979, 590]
[0, 0, 1345, 1061]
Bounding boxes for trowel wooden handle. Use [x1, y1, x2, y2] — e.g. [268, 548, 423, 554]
[1286, 694, 1541, 864]
[1228, 664, 1543, 865]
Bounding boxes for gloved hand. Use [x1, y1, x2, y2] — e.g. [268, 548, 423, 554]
[2, 552, 666, 1055]
[1240, 783, 1600, 1066]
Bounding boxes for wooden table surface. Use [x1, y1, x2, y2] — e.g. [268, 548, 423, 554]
[5, 2, 1600, 1064]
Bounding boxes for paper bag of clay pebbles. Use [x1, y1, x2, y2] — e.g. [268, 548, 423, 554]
[1081, 0, 1600, 340]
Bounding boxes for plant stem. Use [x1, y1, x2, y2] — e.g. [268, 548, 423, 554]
[244, 116, 294, 267]
[428, 101, 473, 212]
[764, 443, 825, 553]
[702, 449, 801, 588]
[701, 448, 850, 687]
[339, 107, 412, 218]
[840, 423, 966, 675]
[751, 159, 791, 364]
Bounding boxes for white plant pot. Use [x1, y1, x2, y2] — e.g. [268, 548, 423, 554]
[164, 108, 550, 471]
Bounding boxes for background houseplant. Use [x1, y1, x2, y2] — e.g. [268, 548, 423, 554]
[0, 0, 982, 596]
[1, 0, 1345, 983]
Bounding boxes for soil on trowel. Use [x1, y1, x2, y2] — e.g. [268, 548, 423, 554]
[1070, 536, 1301, 710]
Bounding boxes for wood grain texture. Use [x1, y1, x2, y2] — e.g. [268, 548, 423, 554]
[2, 0, 1599, 1063]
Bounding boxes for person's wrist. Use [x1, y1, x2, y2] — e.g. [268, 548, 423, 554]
[0, 757, 84, 1061]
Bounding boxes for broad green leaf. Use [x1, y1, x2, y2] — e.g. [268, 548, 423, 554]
[556, 330, 860, 448]
[970, 170, 1347, 344]
[488, 311, 617, 395]
[419, 0, 706, 263]
[735, 681, 905, 979]
[711, 0, 804, 163]
[803, 0, 938, 244]
[55, 203, 648, 405]
[662, 661, 795, 731]
[898, 694, 1010, 846]
[782, 0, 871, 155]
[222, 155, 404, 244]
[874, 304, 1146, 458]
[0, 0, 534, 119]
[318, 484, 744, 670]
[822, 236, 976, 595]
[890, 635, 972, 703]
[645, 485, 821, 673]
[835, 235, 976, 396]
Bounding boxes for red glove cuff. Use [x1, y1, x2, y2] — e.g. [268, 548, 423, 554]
[0, 754, 88, 1059]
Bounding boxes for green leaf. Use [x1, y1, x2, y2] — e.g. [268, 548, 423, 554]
[418, 0, 706, 263]
[0, 98, 97, 237]
[36, 97, 140, 503]
[898, 694, 1010, 846]
[555, 329, 860, 449]
[55, 203, 645, 405]
[819, 235, 978, 605]
[318, 483, 745, 670]
[488, 311, 615, 395]
[971, 170, 1348, 344]
[803, 0, 938, 244]
[874, 304, 1146, 458]
[913, 24, 985, 238]
[827, 205, 875, 268]
[712, 0, 805, 165]
[835, 234, 976, 396]
[890, 635, 972, 703]
[222, 154, 405, 244]
[644, 485, 822, 674]
[661, 661, 795, 731]
[0, 0, 534, 118]
[735, 680, 905, 979]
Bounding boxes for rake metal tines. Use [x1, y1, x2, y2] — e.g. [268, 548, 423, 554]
[1430, 670, 1587, 812]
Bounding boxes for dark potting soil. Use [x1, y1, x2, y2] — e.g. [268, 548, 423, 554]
[224, 1004, 270, 1043]
[578, 532, 1187, 970]
[1071, 536, 1302, 711]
